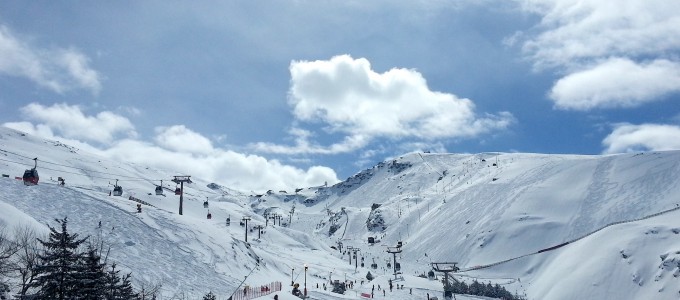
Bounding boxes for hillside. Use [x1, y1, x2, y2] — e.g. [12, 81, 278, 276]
[2, 126, 680, 299]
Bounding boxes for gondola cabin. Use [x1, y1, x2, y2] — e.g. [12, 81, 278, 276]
[395, 263, 401, 271]
[367, 237, 375, 244]
[396, 241, 403, 248]
[155, 186, 163, 195]
[207, 212, 212, 219]
[112, 185, 123, 196]
[203, 201, 209, 208]
[22, 168, 39, 186]
[174, 187, 181, 195]
[22, 158, 39, 186]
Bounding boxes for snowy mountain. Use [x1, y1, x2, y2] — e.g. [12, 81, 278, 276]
[2, 126, 680, 299]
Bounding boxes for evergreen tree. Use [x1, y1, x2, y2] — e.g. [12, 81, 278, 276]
[33, 217, 88, 300]
[104, 263, 137, 300]
[80, 244, 108, 300]
[202, 291, 216, 300]
[116, 273, 137, 299]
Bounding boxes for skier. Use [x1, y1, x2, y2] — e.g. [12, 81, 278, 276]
[292, 283, 301, 297]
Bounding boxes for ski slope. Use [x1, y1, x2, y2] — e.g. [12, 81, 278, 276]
[2, 126, 680, 299]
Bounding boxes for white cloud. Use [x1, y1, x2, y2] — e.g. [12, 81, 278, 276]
[101, 139, 338, 193]
[258, 55, 513, 154]
[251, 127, 370, 155]
[517, 0, 680, 110]
[550, 58, 680, 110]
[154, 125, 214, 155]
[3, 105, 338, 193]
[0, 25, 101, 94]
[602, 123, 680, 153]
[16, 103, 136, 145]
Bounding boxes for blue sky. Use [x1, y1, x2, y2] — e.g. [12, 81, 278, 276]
[1, 1, 679, 192]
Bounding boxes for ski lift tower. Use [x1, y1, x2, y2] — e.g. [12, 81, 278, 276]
[346, 246, 354, 265]
[431, 262, 459, 300]
[386, 245, 403, 280]
[349, 247, 361, 272]
[172, 175, 192, 215]
[242, 216, 251, 242]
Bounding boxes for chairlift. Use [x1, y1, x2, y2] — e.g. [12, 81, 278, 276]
[226, 217, 231, 226]
[387, 262, 391, 268]
[22, 158, 39, 186]
[371, 263, 378, 269]
[427, 270, 435, 279]
[397, 241, 403, 248]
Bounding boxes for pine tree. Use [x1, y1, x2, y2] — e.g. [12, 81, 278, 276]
[80, 244, 108, 300]
[202, 291, 216, 300]
[104, 263, 137, 300]
[33, 217, 88, 300]
[116, 273, 137, 299]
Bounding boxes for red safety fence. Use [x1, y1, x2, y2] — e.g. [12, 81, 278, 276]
[231, 281, 282, 300]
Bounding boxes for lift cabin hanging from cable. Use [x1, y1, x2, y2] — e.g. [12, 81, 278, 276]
[174, 184, 181, 195]
[112, 179, 123, 196]
[22, 157, 39, 186]
[155, 180, 164, 195]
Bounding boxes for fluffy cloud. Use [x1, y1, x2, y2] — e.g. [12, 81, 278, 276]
[550, 58, 680, 110]
[2, 104, 338, 192]
[517, 0, 680, 109]
[255, 55, 513, 154]
[154, 125, 214, 155]
[602, 123, 680, 153]
[0, 25, 102, 95]
[15, 103, 136, 145]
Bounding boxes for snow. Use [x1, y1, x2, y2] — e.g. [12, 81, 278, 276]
[2, 126, 680, 299]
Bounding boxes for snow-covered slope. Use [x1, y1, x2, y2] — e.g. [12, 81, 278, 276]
[2, 126, 680, 299]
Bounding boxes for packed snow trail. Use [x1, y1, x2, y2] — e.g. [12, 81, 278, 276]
[455, 203, 680, 273]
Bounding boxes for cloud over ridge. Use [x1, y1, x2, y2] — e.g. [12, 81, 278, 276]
[254, 55, 514, 155]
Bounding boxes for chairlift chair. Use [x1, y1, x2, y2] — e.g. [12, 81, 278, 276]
[22, 158, 39, 186]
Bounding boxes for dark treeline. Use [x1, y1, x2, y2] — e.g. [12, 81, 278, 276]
[449, 278, 526, 300]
